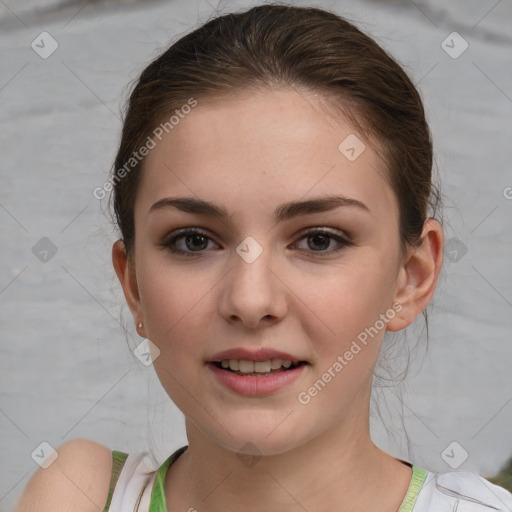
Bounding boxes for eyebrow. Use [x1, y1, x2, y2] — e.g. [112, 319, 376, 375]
[148, 195, 370, 222]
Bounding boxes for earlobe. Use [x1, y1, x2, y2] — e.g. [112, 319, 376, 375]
[112, 239, 142, 320]
[386, 219, 443, 332]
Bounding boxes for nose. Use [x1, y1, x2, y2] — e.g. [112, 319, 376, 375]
[218, 240, 288, 330]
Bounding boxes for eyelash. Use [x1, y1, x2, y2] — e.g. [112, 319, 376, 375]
[161, 227, 353, 258]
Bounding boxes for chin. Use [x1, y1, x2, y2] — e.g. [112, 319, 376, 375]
[207, 420, 309, 458]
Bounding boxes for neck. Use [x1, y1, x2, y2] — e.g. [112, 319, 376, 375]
[165, 412, 412, 512]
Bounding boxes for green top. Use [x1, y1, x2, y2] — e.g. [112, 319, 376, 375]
[104, 445, 427, 512]
[399, 464, 428, 512]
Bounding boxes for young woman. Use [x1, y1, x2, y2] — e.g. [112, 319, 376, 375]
[16, 4, 512, 512]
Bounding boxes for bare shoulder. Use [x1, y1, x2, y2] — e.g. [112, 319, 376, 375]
[15, 439, 113, 512]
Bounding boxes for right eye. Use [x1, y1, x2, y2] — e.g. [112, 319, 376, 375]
[161, 228, 220, 257]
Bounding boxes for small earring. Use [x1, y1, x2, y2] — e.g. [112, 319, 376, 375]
[137, 322, 143, 329]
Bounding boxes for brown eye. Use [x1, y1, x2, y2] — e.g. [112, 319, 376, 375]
[306, 233, 332, 251]
[294, 229, 352, 255]
[162, 228, 219, 257]
[184, 234, 208, 251]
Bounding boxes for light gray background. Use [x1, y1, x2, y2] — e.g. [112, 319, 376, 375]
[1, 0, 511, 509]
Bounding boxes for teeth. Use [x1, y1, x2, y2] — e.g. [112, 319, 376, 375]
[254, 361, 271, 372]
[218, 358, 297, 373]
[239, 360, 254, 373]
[271, 359, 283, 370]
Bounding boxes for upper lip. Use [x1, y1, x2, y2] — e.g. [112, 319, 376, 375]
[208, 348, 308, 364]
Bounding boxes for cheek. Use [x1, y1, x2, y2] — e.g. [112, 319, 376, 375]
[135, 256, 218, 359]
[292, 263, 396, 415]
[293, 254, 397, 350]
[136, 262, 217, 410]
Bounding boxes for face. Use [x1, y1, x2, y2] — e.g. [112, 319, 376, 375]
[119, 87, 411, 456]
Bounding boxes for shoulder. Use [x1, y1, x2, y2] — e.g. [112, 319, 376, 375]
[15, 439, 113, 512]
[415, 469, 512, 511]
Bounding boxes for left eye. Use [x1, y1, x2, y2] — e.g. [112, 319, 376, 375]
[293, 229, 351, 254]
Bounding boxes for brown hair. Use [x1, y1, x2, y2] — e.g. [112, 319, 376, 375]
[111, 3, 441, 260]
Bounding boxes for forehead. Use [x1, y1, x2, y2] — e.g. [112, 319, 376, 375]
[136, 87, 397, 222]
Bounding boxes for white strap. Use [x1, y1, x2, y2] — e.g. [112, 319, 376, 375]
[109, 452, 153, 512]
[137, 469, 158, 512]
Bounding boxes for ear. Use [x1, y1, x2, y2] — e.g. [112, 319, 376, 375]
[386, 218, 443, 332]
[112, 240, 144, 333]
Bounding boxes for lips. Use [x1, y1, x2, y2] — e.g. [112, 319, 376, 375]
[208, 347, 308, 364]
[208, 359, 308, 395]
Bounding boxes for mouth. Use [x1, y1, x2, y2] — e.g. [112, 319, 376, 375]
[209, 359, 309, 377]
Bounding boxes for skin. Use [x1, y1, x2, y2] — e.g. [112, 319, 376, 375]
[113, 86, 443, 512]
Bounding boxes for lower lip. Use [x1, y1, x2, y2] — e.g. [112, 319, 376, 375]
[207, 362, 307, 396]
